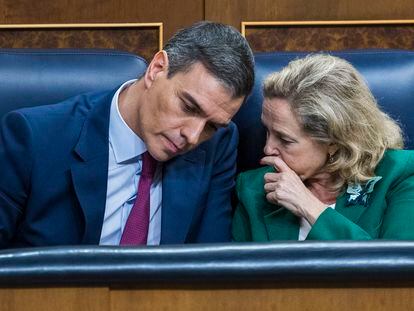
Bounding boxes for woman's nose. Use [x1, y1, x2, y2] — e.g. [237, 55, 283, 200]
[263, 139, 280, 156]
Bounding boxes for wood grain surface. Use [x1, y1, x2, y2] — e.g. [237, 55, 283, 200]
[245, 24, 414, 52]
[206, 0, 414, 31]
[1, 285, 414, 311]
[0, 27, 159, 61]
[0, 0, 204, 40]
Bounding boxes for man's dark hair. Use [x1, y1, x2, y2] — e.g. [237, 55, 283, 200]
[163, 21, 255, 98]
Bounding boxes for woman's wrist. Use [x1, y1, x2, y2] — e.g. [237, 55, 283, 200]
[304, 201, 328, 225]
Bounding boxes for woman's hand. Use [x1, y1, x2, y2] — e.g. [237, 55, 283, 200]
[261, 156, 328, 224]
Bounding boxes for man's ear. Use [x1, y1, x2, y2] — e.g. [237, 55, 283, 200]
[144, 50, 169, 89]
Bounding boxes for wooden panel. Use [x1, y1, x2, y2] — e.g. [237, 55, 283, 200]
[0, 0, 204, 41]
[205, 0, 414, 31]
[0, 285, 413, 311]
[243, 21, 414, 52]
[0, 287, 109, 311]
[110, 286, 414, 311]
[0, 24, 161, 61]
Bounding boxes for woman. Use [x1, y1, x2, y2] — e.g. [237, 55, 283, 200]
[232, 54, 414, 241]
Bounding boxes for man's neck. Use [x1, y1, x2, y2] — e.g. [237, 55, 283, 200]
[118, 79, 144, 136]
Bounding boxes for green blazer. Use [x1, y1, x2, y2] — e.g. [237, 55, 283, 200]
[232, 149, 414, 241]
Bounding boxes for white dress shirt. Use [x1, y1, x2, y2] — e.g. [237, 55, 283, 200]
[99, 80, 162, 246]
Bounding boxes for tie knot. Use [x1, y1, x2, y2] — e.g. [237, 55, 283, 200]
[141, 151, 157, 177]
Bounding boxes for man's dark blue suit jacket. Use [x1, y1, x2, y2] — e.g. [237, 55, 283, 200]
[0, 88, 238, 247]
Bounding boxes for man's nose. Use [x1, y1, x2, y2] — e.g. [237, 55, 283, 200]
[182, 118, 206, 146]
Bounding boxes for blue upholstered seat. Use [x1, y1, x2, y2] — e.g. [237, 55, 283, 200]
[0, 49, 147, 119]
[1, 48, 413, 173]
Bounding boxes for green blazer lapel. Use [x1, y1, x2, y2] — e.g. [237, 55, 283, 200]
[263, 203, 299, 240]
[334, 192, 366, 223]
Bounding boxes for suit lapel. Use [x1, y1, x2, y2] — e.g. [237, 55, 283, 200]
[335, 192, 366, 223]
[160, 148, 205, 244]
[263, 203, 300, 240]
[70, 91, 114, 244]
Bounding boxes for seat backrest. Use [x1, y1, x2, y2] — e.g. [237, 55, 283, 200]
[0, 49, 148, 120]
[233, 49, 414, 172]
[2, 49, 413, 174]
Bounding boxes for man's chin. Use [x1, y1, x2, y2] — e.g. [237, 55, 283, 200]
[150, 148, 180, 162]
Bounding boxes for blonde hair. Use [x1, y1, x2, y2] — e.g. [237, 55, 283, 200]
[263, 54, 404, 190]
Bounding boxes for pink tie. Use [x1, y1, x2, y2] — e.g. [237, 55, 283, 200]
[120, 151, 157, 246]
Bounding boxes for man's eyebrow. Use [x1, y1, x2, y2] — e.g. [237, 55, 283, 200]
[182, 91, 229, 128]
[182, 92, 203, 114]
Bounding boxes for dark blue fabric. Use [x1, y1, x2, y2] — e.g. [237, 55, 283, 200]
[0, 91, 113, 246]
[0, 49, 236, 247]
[0, 90, 236, 247]
[233, 50, 414, 172]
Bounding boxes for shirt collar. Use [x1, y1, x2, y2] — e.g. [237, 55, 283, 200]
[109, 79, 147, 163]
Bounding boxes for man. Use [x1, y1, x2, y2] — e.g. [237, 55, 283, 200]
[0, 21, 254, 247]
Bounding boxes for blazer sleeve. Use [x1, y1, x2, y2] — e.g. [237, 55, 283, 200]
[0, 111, 34, 246]
[307, 158, 414, 240]
[192, 123, 238, 242]
[306, 208, 373, 240]
[379, 168, 414, 239]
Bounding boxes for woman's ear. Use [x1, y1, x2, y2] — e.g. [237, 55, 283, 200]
[144, 50, 169, 89]
[328, 143, 339, 154]
[328, 143, 339, 161]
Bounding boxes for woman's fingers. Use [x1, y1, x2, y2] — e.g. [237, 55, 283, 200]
[260, 156, 292, 173]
